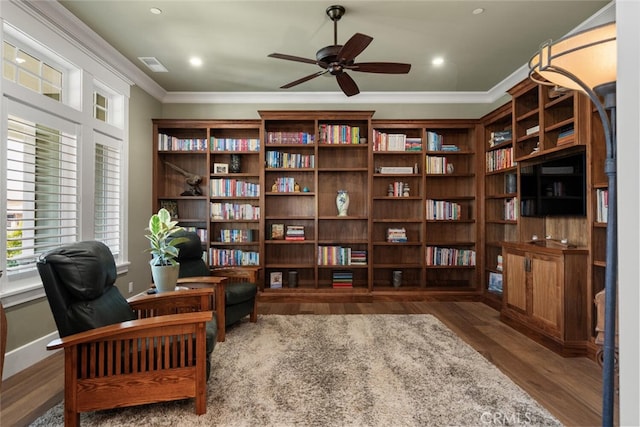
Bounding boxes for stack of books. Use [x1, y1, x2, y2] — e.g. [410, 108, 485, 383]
[386, 227, 408, 243]
[285, 225, 305, 240]
[350, 250, 367, 265]
[557, 125, 575, 145]
[332, 270, 353, 288]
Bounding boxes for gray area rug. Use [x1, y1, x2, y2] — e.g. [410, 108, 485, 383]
[31, 314, 561, 426]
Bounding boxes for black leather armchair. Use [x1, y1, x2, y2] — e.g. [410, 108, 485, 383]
[37, 241, 216, 426]
[174, 231, 258, 341]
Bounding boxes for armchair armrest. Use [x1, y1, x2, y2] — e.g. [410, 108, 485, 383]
[46, 311, 213, 350]
[128, 287, 215, 316]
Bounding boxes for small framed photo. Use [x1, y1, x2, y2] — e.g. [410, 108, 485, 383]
[214, 163, 229, 174]
[270, 271, 283, 289]
[271, 223, 285, 240]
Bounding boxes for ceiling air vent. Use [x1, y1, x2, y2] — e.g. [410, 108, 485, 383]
[138, 57, 168, 72]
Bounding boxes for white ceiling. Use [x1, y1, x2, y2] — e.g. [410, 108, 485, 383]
[57, 0, 611, 97]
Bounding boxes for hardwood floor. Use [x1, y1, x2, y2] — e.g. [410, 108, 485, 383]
[1, 302, 610, 426]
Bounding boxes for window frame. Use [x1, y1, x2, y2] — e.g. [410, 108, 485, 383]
[1, 19, 130, 306]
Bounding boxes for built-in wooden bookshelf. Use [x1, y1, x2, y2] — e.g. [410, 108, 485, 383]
[152, 85, 604, 324]
[153, 119, 262, 270]
[260, 111, 373, 293]
[489, 79, 603, 357]
[481, 102, 516, 309]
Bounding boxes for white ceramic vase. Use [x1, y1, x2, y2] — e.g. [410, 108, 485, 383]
[151, 263, 180, 292]
[336, 190, 350, 216]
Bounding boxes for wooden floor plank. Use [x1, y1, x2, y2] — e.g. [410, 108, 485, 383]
[0, 302, 608, 426]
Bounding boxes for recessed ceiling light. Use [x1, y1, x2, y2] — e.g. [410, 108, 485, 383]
[472, 8, 484, 15]
[432, 57, 444, 66]
[190, 57, 203, 67]
[150, 7, 162, 15]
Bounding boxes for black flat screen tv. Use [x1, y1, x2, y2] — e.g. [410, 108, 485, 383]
[520, 152, 587, 217]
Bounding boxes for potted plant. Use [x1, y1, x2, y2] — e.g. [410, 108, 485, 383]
[145, 208, 189, 292]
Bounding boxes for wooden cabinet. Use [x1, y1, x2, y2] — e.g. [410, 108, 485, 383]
[501, 241, 588, 356]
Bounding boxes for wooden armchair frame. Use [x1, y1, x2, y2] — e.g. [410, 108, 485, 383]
[47, 288, 214, 427]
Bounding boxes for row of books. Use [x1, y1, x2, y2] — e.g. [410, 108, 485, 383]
[425, 246, 476, 266]
[183, 226, 207, 243]
[388, 181, 411, 197]
[596, 188, 608, 223]
[488, 130, 512, 147]
[425, 199, 462, 220]
[318, 124, 361, 145]
[270, 177, 299, 193]
[372, 130, 422, 152]
[210, 137, 260, 152]
[486, 147, 515, 172]
[317, 246, 367, 265]
[332, 270, 353, 288]
[218, 229, 254, 243]
[210, 179, 260, 197]
[210, 202, 260, 220]
[386, 227, 408, 243]
[208, 248, 259, 267]
[158, 134, 207, 151]
[265, 151, 315, 169]
[425, 156, 453, 174]
[266, 131, 314, 145]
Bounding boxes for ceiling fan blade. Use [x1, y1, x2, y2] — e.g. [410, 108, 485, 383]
[280, 70, 328, 89]
[336, 72, 360, 97]
[337, 33, 373, 62]
[268, 53, 318, 65]
[347, 62, 412, 74]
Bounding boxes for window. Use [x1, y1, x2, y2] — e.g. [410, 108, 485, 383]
[94, 91, 108, 122]
[6, 111, 78, 278]
[3, 41, 63, 101]
[1, 18, 129, 302]
[94, 134, 122, 259]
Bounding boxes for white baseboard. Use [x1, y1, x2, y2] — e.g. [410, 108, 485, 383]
[2, 332, 60, 380]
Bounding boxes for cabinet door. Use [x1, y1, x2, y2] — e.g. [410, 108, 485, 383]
[504, 251, 527, 312]
[530, 254, 561, 335]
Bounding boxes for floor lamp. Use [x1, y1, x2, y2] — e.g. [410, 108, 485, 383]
[528, 22, 617, 427]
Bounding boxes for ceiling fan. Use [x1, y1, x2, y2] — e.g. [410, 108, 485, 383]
[268, 5, 411, 97]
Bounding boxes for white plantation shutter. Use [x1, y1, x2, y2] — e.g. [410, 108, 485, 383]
[94, 134, 122, 259]
[6, 112, 78, 277]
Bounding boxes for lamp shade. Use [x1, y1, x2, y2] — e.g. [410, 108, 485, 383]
[529, 22, 616, 92]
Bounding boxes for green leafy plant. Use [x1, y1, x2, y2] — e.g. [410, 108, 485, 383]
[145, 208, 189, 266]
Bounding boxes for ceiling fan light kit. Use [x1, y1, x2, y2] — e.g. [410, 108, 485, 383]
[268, 4, 411, 97]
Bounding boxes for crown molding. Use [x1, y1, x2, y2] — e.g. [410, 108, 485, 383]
[12, 0, 166, 100]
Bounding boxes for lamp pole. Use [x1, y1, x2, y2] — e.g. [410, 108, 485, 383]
[528, 22, 617, 425]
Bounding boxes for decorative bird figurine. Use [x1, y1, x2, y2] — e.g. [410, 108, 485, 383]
[164, 161, 202, 196]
